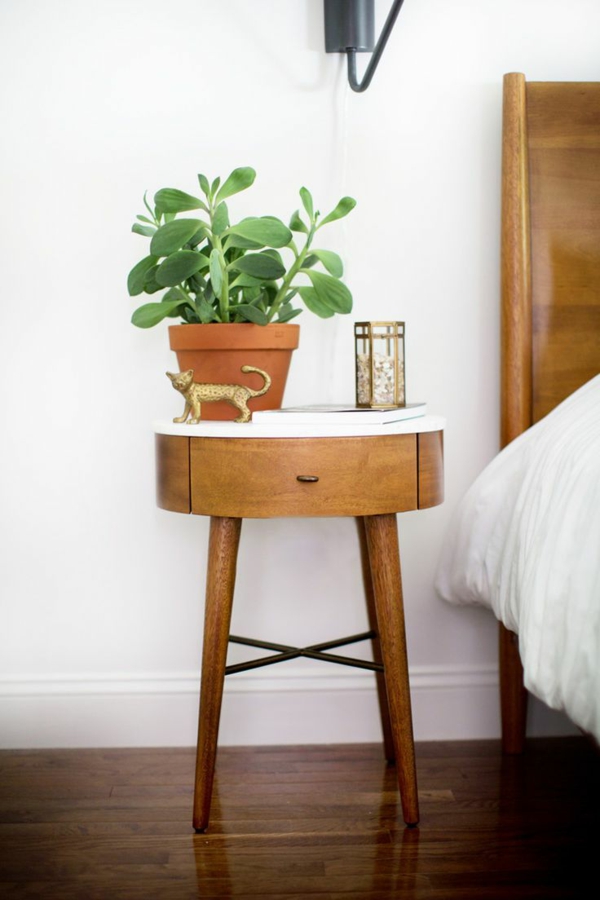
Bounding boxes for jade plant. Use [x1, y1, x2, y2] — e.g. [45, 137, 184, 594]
[127, 167, 356, 327]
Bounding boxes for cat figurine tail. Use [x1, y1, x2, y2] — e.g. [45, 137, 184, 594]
[239, 365, 271, 399]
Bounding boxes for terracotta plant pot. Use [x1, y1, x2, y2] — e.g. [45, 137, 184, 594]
[168, 323, 300, 421]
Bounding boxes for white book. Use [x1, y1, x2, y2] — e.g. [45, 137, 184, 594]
[252, 402, 427, 425]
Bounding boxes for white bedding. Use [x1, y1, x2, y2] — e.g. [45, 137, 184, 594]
[436, 375, 600, 740]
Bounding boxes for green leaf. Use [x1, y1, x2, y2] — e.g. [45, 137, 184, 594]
[154, 188, 207, 214]
[164, 301, 188, 319]
[277, 302, 293, 317]
[318, 196, 357, 228]
[188, 255, 210, 278]
[227, 216, 292, 248]
[143, 265, 163, 294]
[198, 174, 210, 196]
[243, 285, 261, 303]
[136, 214, 156, 225]
[150, 219, 204, 257]
[289, 209, 308, 234]
[143, 191, 155, 220]
[262, 248, 283, 266]
[162, 286, 189, 303]
[132, 223, 157, 238]
[260, 283, 278, 306]
[211, 176, 221, 197]
[188, 274, 207, 296]
[215, 167, 256, 205]
[232, 253, 285, 280]
[306, 270, 352, 314]
[230, 272, 263, 289]
[226, 232, 264, 250]
[304, 249, 343, 277]
[155, 250, 206, 287]
[186, 253, 209, 293]
[277, 305, 302, 323]
[189, 226, 207, 248]
[212, 202, 229, 236]
[299, 187, 314, 220]
[209, 249, 223, 296]
[127, 255, 159, 296]
[232, 304, 269, 325]
[204, 281, 215, 303]
[243, 292, 266, 308]
[181, 305, 200, 324]
[131, 300, 187, 328]
[195, 295, 219, 323]
[298, 287, 335, 318]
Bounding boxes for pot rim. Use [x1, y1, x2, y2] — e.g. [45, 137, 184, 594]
[168, 322, 300, 351]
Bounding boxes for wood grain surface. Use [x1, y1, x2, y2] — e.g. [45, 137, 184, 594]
[155, 434, 190, 514]
[527, 81, 600, 421]
[501, 72, 533, 449]
[500, 74, 600, 754]
[155, 432, 444, 830]
[0, 738, 597, 898]
[356, 517, 396, 764]
[156, 431, 445, 518]
[364, 514, 419, 827]
[417, 431, 444, 509]
[499, 625, 529, 755]
[502, 74, 600, 436]
[189, 434, 420, 518]
[193, 517, 241, 833]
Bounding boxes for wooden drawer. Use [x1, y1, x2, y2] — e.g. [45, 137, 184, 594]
[156, 434, 190, 514]
[417, 431, 444, 509]
[189, 435, 418, 518]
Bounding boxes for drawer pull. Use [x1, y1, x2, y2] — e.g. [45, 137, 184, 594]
[296, 475, 319, 483]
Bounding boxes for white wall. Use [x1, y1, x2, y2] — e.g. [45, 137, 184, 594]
[1, 0, 595, 747]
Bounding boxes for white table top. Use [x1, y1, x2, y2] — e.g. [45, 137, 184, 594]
[153, 414, 445, 439]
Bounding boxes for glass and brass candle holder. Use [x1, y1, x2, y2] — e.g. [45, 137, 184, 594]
[354, 321, 406, 408]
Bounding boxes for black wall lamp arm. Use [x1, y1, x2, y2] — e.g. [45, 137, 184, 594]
[325, 0, 407, 94]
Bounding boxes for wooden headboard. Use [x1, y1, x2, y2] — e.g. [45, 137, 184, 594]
[501, 73, 600, 447]
[500, 73, 600, 753]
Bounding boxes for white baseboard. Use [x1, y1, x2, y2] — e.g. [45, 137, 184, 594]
[0, 665, 576, 748]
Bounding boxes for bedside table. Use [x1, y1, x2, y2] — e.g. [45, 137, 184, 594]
[154, 415, 444, 831]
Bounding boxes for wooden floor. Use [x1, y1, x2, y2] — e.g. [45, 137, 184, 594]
[0, 737, 597, 899]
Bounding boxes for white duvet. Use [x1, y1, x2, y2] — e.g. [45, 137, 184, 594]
[436, 375, 600, 741]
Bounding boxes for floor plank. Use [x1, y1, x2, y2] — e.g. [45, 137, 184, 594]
[0, 738, 597, 898]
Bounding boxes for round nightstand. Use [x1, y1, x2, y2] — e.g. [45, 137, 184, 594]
[154, 415, 444, 831]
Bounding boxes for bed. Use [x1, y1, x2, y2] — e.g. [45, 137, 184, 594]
[436, 73, 600, 752]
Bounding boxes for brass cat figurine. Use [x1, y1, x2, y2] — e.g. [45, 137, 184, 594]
[166, 365, 271, 424]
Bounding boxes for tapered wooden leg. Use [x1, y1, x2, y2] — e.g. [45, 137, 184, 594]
[356, 517, 395, 763]
[193, 516, 242, 832]
[364, 513, 419, 827]
[499, 623, 528, 754]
